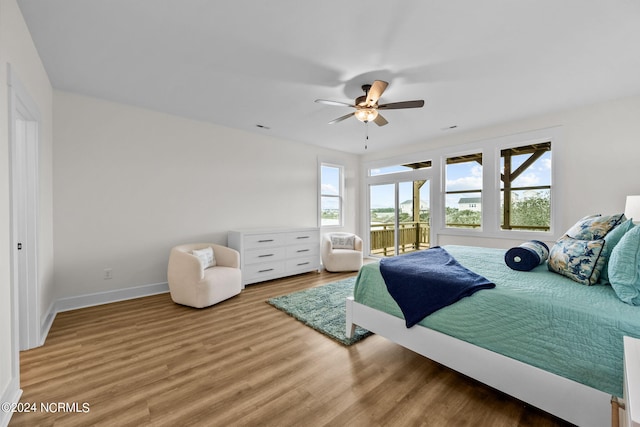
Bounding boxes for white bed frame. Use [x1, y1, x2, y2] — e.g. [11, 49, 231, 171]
[346, 296, 614, 427]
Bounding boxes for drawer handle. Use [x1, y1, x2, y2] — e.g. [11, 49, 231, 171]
[296, 236, 310, 239]
[258, 239, 274, 243]
[297, 262, 310, 266]
[297, 249, 310, 253]
[258, 254, 274, 258]
[258, 268, 274, 273]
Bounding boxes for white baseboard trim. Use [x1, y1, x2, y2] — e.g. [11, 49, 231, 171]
[29, 282, 170, 351]
[39, 301, 57, 347]
[55, 282, 169, 313]
[0, 376, 22, 427]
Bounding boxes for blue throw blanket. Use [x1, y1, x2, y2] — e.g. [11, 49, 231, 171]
[380, 247, 495, 327]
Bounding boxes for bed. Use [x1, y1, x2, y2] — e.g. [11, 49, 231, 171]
[345, 244, 640, 427]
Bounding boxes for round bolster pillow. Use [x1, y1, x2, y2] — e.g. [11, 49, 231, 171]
[504, 240, 549, 271]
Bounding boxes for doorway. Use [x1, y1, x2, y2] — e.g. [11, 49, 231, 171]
[369, 179, 430, 257]
[9, 66, 41, 350]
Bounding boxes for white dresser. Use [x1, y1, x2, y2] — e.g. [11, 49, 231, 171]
[228, 227, 320, 286]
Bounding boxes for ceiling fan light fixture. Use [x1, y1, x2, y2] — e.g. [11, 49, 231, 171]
[317, 80, 423, 127]
[355, 108, 378, 122]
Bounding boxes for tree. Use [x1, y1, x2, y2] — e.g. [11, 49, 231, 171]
[509, 193, 550, 228]
[502, 191, 550, 230]
[446, 207, 481, 227]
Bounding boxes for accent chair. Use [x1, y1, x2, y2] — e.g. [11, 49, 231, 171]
[167, 243, 242, 308]
[321, 232, 363, 272]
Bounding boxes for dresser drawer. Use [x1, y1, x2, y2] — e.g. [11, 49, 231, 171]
[286, 256, 318, 273]
[243, 261, 285, 282]
[285, 230, 318, 245]
[244, 247, 286, 265]
[243, 233, 284, 249]
[286, 243, 319, 259]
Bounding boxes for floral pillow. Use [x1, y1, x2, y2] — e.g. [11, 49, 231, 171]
[547, 235, 605, 285]
[565, 213, 625, 240]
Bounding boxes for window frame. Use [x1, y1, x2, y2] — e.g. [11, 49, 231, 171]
[444, 151, 484, 230]
[364, 126, 560, 242]
[438, 129, 558, 240]
[499, 142, 552, 232]
[319, 162, 344, 228]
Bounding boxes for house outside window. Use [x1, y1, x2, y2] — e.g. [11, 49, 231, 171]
[320, 163, 343, 227]
[458, 197, 481, 212]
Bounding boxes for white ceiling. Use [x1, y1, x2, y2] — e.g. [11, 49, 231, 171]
[17, 0, 640, 154]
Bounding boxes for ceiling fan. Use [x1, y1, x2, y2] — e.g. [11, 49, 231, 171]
[315, 80, 424, 126]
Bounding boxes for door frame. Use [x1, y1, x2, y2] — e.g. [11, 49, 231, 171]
[8, 64, 41, 351]
[365, 169, 432, 257]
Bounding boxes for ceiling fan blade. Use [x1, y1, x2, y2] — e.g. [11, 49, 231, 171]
[378, 100, 425, 110]
[327, 112, 354, 124]
[373, 114, 388, 127]
[315, 99, 355, 108]
[365, 80, 389, 106]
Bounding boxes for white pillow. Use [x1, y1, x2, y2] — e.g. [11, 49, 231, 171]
[192, 247, 216, 269]
[331, 234, 355, 249]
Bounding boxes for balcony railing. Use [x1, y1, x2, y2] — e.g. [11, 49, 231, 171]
[370, 222, 430, 257]
[370, 221, 549, 257]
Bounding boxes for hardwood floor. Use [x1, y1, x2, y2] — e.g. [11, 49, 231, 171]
[11, 270, 572, 426]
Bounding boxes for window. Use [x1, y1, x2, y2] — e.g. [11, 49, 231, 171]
[500, 142, 551, 231]
[365, 127, 558, 242]
[320, 163, 343, 227]
[445, 153, 483, 228]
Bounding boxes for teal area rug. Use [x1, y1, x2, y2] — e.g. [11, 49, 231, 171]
[267, 277, 372, 345]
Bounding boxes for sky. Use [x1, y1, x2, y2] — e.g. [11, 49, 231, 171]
[321, 165, 341, 210]
[370, 182, 423, 210]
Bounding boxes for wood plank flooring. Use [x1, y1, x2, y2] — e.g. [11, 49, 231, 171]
[11, 270, 572, 426]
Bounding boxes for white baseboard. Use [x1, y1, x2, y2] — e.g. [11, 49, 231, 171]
[33, 282, 169, 347]
[0, 376, 22, 427]
[55, 282, 169, 313]
[8, 283, 171, 424]
[39, 301, 57, 347]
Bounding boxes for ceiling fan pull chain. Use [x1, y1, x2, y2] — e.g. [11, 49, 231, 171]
[365, 122, 369, 150]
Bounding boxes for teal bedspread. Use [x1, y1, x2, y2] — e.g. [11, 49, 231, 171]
[353, 245, 640, 397]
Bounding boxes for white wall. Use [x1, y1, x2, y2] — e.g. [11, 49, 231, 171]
[53, 91, 359, 300]
[361, 94, 640, 249]
[0, 0, 54, 422]
[52, 85, 640, 292]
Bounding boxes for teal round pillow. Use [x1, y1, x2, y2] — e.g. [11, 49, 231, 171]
[504, 240, 549, 271]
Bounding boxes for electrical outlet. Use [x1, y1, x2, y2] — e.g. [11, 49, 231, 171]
[103, 268, 113, 280]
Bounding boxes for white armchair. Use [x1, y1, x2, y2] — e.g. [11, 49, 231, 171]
[321, 232, 363, 272]
[167, 243, 242, 308]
